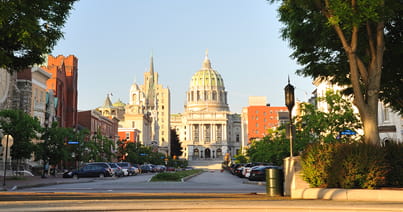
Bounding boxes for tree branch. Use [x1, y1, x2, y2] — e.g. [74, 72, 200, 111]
[366, 22, 377, 59]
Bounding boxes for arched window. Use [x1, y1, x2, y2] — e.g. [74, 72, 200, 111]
[194, 148, 199, 158]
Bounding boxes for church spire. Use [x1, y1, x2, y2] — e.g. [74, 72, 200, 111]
[101, 93, 113, 108]
[202, 49, 212, 69]
[149, 54, 154, 75]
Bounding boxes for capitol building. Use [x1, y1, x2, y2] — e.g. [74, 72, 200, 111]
[171, 52, 241, 161]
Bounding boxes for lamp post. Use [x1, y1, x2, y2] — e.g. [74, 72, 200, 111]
[2, 134, 13, 187]
[284, 77, 295, 158]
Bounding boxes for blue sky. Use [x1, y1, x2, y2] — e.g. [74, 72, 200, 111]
[52, 0, 315, 114]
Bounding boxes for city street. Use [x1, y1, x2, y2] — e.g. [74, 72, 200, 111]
[1, 170, 402, 211]
[14, 170, 266, 193]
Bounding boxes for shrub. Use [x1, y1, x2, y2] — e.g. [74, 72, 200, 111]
[302, 142, 389, 189]
[301, 143, 334, 187]
[383, 141, 403, 187]
[150, 169, 203, 182]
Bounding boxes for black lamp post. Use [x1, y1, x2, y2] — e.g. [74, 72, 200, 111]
[284, 77, 295, 158]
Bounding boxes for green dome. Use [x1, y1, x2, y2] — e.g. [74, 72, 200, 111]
[190, 69, 224, 88]
[113, 99, 126, 107]
[190, 53, 224, 88]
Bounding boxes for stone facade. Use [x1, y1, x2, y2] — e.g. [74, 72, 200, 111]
[171, 52, 242, 161]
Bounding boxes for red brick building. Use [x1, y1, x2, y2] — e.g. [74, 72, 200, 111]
[77, 110, 119, 141]
[242, 97, 288, 143]
[42, 55, 78, 128]
[117, 129, 140, 143]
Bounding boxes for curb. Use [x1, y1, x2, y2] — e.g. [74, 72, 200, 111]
[3, 178, 97, 191]
[181, 170, 205, 182]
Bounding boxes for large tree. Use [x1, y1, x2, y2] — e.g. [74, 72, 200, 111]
[0, 109, 41, 165]
[170, 129, 183, 157]
[271, 0, 402, 144]
[0, 0, 77, 71]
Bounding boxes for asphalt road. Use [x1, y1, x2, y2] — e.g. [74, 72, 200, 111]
[15, 170, 267, 193]
[2, 171, 402, 211]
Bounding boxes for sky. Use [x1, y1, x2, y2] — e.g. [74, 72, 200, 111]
[52, 0, 316, 114]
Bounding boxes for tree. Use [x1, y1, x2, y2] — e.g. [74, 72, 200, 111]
[35, 122, 70, 175]
[0, 110, 41, 167]
[247, 128, 291, 166]
[170, 129, 183, 157]
[295, 90, 362, 144]
[0, 0, 77, 71]
[271, 0, 402, 144]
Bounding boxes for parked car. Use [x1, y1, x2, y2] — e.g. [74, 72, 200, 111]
[140, 164, 153, 173]
[109, 162, 124, 177]
[117, 162, 138, 176]
[67, 164, 113, 179]
[248, 166, 282, 181]
[154, 165, 166, 172]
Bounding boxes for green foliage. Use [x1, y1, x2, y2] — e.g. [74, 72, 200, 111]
[302, 143, 390, 189]
[170, 129, 183, 157]
[295, 90, 362, 144]
[233, 153, 248, 164]
[150, 169, 203, 182]
[383, 141, 403, 187]
[166, 158, 188, 168]
[0, 109, 41, 160]
[271, 0, 403, 115]
[247, 128, 291, 166]
[35, 122, 70, 167]
[0, 0, 77, 71]
[120, 141, 165, 165]
[301, 143, 334, 187]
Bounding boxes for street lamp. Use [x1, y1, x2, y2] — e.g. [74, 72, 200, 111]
[2, 134, 14, 188]
[284, 77, 295, 158]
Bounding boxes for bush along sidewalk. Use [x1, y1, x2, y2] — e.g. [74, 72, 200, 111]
[150, 169, 204, 182]
[301, 142, 403, 189]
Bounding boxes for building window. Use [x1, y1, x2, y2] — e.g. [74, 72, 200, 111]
[255, 123, 258, 127]
[193, 125, 199, 143]
[125, 132, 130, 140]
[216, 124, 222, 142]
[236, 134, 240, 142]
[205, 124, 210, 143]
[255, 110, 259, 114]
[383, 107, 390, 121]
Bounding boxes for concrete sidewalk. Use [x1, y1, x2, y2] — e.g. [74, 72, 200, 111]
[0, 174, 94, 191]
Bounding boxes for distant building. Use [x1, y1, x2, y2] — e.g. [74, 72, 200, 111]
[241, 96, 288, 144]
[171, 52, 242, 161]
[77, 109, 119, 142]
[41, 55, 78, 128]
[31, 66, 52, 127]
[99, 56, 171, 154]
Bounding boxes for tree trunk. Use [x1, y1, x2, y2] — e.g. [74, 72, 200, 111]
[360, 106, 380, 144]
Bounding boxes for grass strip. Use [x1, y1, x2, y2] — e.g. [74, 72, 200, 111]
[150, 169, 204, 182]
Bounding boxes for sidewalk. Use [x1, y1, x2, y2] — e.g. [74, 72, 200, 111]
[0, 174, 94, 191]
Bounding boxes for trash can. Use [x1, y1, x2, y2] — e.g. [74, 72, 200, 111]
[266, 167, 283, 197]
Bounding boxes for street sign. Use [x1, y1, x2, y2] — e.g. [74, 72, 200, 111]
[340, 130, 357, 135]
[67, 141, 79, 144]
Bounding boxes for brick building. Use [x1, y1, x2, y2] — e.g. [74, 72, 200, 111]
[77, 110, 119, 141]
[242, 96, 288, 144]
[42, 55, 78, 128]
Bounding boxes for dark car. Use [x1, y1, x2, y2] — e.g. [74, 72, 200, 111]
[248, 166, 282, 181]
[68, 164, 113, 179]
[140, 164, 153, 173]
